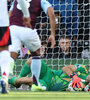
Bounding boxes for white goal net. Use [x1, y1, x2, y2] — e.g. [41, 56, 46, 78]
[1, 0, 89, 90]
[7, 0, 90, 72]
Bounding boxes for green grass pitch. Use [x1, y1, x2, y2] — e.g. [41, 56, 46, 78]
[0, 91, 90, 100]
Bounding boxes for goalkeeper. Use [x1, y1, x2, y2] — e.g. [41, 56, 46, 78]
[8, 57, 90, 91]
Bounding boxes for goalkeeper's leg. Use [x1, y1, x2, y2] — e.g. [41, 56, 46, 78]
[19, 57, 46, 91]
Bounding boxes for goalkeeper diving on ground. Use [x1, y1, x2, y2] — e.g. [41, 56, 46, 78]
[3, 57, 90, 92]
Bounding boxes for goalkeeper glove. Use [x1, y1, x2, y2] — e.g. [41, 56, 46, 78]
[69, 73, 82, 88]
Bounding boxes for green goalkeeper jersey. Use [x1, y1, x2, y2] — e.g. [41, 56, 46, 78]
[8, 60, 89, 91]
[39, 60, 89, 91]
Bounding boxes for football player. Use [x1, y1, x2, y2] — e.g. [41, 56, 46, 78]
[0, 0, 30, 93]
[9, 0, 56, 91]
[9, 57, 90, 91]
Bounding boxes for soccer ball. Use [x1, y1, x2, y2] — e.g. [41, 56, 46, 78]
[67, 81, 85, 91]
[84, 83, 90, 92]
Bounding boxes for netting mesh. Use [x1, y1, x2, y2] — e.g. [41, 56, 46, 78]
[7, 0, 90, 72]
[0, 0, 89, 90]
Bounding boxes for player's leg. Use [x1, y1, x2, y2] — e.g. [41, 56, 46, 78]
[0, 48, 11, 93]
[8, 59, 47, 88]
[9, 58, 48, 87]
[31, 79, 47, 92]
[9, 25, 22, 75]
[8, 57, 33, 88]
[9, 26, 42, 90]
[18, 55, 50, 91]
[9, 25, 31, 88]
[8, 59, 31, 88]
[30, 49, 41, 86]
[19, 58, 49, 78]
[0, 27, 11, 93]
[21, 28, 42, 90]
[31, 59, 52, 91]
[8, 59, 53, 91]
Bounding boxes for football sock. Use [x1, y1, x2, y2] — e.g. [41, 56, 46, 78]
[9, 57, 15, 75]
[31, 56, 41, 85]
[0, 50, 11, 80]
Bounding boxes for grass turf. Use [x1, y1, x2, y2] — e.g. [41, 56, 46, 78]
[0, 91, 90, 100]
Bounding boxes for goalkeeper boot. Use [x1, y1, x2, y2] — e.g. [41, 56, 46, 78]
[0, 79, 9, 94]
[31, 84, 46, 92]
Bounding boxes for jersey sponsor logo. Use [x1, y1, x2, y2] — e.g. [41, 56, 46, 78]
[17, 0, 32, 10]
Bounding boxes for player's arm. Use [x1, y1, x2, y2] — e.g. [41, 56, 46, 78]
[9, 0, 15, 17]
[62, 64, 88, 75]
[9, 0, 30, 18]
[17, 0, 31, 28]
[41, 0, 56, 48]
[17, 0, 30, 18]
[8, 76, 33, 87]
[16, 77, 33, 87]
[62, 65, 76, 76]
[47, 7, 56, 48]
[62, 65, 82, 88]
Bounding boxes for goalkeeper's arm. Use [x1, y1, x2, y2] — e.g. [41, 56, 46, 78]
[62, 65, 76, 76]
[62, 64, 88, 76]
[62, 65, 82, 88]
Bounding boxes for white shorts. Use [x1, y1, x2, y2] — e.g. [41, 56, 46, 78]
[9, 25, 41, 53]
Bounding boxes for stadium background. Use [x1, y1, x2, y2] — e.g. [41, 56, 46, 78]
[0, 0, 90, 90]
